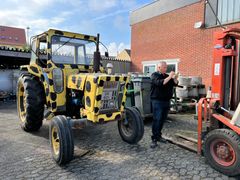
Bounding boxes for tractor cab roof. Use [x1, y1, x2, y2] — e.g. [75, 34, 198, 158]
[35, 29, 98, 43]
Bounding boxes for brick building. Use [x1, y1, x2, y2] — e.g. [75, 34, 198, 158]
[0, 26, 26, 48]
[130, 0, 240, 87]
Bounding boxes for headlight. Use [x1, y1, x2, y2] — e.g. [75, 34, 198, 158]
[52, 68, 63, 93]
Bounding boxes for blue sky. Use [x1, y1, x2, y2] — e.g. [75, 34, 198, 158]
[0, 0, 152, 55]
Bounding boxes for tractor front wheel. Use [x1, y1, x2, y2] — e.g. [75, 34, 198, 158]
[203, 129, 240, 176]
[50, 115, 74, 165]
[118, 107, 144, 144]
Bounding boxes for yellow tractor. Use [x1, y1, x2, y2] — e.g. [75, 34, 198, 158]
[17, 29, 144, 164]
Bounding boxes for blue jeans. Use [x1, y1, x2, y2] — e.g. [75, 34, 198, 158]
[151, 100, 170, 141]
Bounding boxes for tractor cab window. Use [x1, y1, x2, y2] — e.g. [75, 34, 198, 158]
[30, 38, 47, 67]
[37, 40, 47, 67]
[30, 39, 37, 64]
[51, 36, 96, 65]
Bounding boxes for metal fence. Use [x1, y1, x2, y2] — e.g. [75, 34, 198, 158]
[101, 57, 131, 74]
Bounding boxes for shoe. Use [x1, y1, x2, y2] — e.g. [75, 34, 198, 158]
[157, 137, 167, 144]
[150, 140, 158, 149]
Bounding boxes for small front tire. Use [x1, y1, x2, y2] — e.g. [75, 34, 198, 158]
[50, 115, 74, 165]
[118, 107, 144, 144]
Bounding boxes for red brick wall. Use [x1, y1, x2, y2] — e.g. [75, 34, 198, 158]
[131, 1, 240, 87]
[0, 26, 26, 46]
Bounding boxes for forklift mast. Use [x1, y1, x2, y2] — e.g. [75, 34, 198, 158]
[212, 28, 240, 110]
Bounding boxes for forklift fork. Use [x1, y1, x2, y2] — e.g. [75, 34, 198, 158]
[197, 98, 208, 155]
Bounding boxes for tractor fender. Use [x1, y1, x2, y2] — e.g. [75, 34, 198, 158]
[20, 64, 42, 78]
[20, 64, 50, 106]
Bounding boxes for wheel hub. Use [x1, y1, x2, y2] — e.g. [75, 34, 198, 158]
[18, 83, 27, 122]
[210, 139, 236, 167]
[121, 115, 133, 137]
[216, 144, 230, 159]
[52, 127, 60, 156]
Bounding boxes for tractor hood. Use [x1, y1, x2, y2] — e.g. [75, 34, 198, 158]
[67, 73, 130, 122]
[67, 73, 129, 91]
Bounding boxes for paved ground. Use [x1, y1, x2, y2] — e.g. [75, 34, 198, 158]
[0, 102, 238, 180]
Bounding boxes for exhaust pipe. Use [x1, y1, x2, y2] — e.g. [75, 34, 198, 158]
[93, 33, 101, 73]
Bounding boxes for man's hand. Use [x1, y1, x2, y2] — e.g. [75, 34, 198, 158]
[169, 71, 175, 78]
[163, 71, 175, 85]
[173, 72, 179, 85]
[173, 72, 179, 79]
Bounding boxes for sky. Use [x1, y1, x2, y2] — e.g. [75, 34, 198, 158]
[0, 0, 152, 56]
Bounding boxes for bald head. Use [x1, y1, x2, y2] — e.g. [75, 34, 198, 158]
[157, 61, 167, 74]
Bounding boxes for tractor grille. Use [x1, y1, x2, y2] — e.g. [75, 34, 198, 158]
[99, 81, 120, 113]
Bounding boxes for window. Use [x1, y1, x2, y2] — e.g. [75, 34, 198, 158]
[30, 39, 37, 64]
[142, 59, 179, 75]
[51, 36, 96, 65]
[40, 41, 47, 54]
[166, 64, 176, 73]
[143, 65, 156, 74]
[205, 0, 240, 27]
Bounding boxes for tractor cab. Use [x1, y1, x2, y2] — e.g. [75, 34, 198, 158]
[29, 29, 101, 72]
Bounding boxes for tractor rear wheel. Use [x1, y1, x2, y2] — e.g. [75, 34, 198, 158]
[203, 129, 240, 176]
[118, 107, 144, 144]
[17, 74, 45, 132]
[50, 115, 74, 165]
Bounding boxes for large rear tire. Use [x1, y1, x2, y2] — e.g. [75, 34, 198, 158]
[203, 129, 240, 176]
[50, 115, 74, 165]
[118, 107, 144, 144]
[17, 74, 45, 132]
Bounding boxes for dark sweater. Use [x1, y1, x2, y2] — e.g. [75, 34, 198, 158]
[150, 72, 177, 101]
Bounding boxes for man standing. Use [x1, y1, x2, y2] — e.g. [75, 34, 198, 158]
[150, 62, 178, 148]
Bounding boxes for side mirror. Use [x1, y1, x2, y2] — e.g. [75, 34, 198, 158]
[105, 52, 109, 58]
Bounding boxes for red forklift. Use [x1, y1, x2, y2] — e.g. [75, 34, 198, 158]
[197, 27, 240, 176]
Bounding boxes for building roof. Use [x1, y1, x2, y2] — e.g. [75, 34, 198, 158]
[116, 49, 131, 61]
[130, 0, 200, 25]
[0, 26, 26, 47]
[125, 49, 131, 56]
